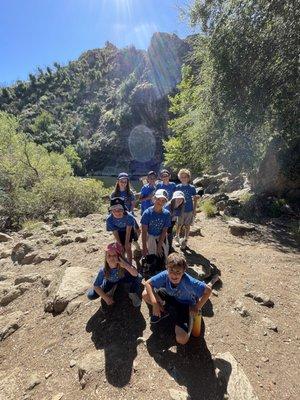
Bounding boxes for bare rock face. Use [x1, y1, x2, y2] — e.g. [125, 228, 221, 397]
[250, 136, 300, 199]
[0, 311, 23, 341]
[45, 267, 93, 314]
[214, 352, 259, 400]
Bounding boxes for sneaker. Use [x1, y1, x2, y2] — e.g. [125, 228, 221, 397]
[180, 238, 187, 250]
[174, 236, 180, 247]
[128, 293, 142, 307]
[150, 312, 169, 324]
[106, 284, 117, 297]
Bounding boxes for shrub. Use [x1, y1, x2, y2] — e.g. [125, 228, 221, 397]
[201, 199, 217, 218]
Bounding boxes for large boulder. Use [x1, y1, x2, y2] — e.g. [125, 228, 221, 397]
[250, 136, 300, 199]
[46, 267, 93, 313]
[214, 352, 259, 400]
[228, 220, 255, 236]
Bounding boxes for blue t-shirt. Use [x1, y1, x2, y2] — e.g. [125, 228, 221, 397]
[141, 206, 171, 236]
[140, 184, 156, 214]
[110, 190, 135, 212]
[156, 181, 176, 200]
[94, 266, 123, 286]
[176, 184, 196, 212]
[106, 212, 135, 232]
[150, 270, 206, 305]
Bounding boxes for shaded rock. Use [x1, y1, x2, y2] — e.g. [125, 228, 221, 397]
[205, 180, 222, 194]
[216, 200, 227, 211]
[56, 236, 74, 246]
[262, 317, 278, 332]
[14, 274, 40, 285]
[210, 193, 229, 204]
[214, 352, 259, 400]
[245, 291, 274, 307]
[45, 372, 53, 379]
[0, 274, 8, 281]
[0, 287, 22, 306]
[70, 359, 76, 368]
[189, 225, 202, 237]
[11, 242, 35, 264]
[0, 311, 23, 341]
[77, 350, 105, 385]
[27, 373, 41, 390]
[34, 250, 58, 264]
[74, 235, 88, 243]
[84, 244, 99, 253]
[0, 232, 13, 242]
[20, 251, 39, 265]
[234, 301, 250, 317]
[221, 175, 244, 193]
[52, 227, 69, 236]
[188, 264, 212, 280]
[47, 267, 93, 313]
[169, 388, 190, 400]
[41, 276, 52, 287]
[0, 249, 11, 259]
[228, 220, 255, 236]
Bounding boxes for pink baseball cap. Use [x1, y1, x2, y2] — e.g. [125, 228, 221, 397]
[105, 242, 123, 256]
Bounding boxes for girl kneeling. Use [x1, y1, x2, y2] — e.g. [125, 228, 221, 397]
[87, 242, 142, 307]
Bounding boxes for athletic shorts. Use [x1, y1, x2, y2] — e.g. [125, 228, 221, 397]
[155, 288, 190, 332]
[177, 211, 194, 226]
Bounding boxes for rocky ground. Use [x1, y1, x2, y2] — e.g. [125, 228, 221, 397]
[0, 209, 299, 400]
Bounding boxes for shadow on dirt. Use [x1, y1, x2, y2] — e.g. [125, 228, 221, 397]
[86, 286, 146, 387]
[146, 318, 231, 400]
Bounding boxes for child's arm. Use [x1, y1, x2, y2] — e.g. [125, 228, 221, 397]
[191, 284, 212, 314]
[93, 285, 114, 305]
[141, 224, 148, 256]
[144, 280, 163, 317]
[118, 257, 138, 277]
[112, 230, 122, 246]
[124, 225, 133, 263]
[192, 195, 199, 215]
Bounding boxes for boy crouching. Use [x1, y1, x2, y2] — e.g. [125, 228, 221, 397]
[142, 253, 212, 345]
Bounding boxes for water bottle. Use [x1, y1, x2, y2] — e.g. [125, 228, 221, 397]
[191, 309, 202, 337]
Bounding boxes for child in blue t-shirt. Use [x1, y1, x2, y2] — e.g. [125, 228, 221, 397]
[141, 189, 171, 260]
[110, 172, 136, 213]
[166, 190, 185, 251]
[175, 169, 199, 250]
[106, 197, 137, 264]
[87, 242, 142, 307]
[156, 169, 176, 203]
[143, 253, 213, 345]
[139, 171, 157, 215]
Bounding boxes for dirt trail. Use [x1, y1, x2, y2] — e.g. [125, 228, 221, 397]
[0, 213, 299, 400]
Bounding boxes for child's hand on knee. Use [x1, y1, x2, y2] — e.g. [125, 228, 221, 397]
[104, 295, 114, 306]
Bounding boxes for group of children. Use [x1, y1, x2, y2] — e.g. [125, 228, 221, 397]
[86, 169, 217, 345]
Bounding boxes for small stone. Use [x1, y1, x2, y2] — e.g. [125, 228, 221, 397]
[14, 274, 40, 285]
[245, 291, 274, 307]
[74, 235, 88, 243]
[56, 236, 74, 246]
[52, 227, 69, 236]
[27, 374, 41, 390]
[45, 372, 53, 379]
[262, 317, 278, 332]
[212, 289, 219, 297]
[69, 359, 76, 368]
[234, 301, 250, 317]
[261, 357, 269, 363]
[41, 276, 52, 287]
[51, 394, 64, 400]
[80, 378, 87, 389]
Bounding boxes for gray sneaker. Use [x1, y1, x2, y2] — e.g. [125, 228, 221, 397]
[128, 293, 142, 307]
[180, 238, 187, 250]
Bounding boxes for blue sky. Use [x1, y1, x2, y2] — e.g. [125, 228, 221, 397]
[0, 0, 196, 85]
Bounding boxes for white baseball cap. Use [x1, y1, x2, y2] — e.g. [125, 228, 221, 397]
[172, 191, 185, 200]
[154, 189, 168, 201]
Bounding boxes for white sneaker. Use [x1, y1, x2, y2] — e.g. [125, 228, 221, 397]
[129, 293, 142, 307]
[174, 236, 180, 247]
[180, 238, 187, 250]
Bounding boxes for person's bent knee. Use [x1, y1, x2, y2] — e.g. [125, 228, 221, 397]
[87, 288, 99, 300]
[176, 333, 189, 345]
